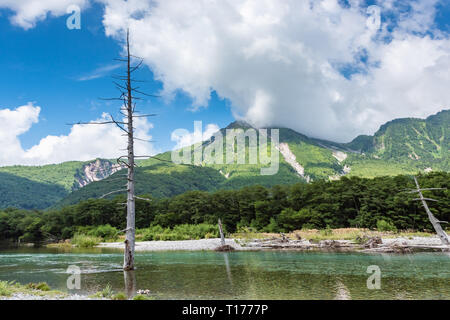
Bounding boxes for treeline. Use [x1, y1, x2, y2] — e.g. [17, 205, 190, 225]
[0, 172, 448, 243]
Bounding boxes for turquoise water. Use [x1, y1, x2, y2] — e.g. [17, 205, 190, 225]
[0, 247, 449, 299]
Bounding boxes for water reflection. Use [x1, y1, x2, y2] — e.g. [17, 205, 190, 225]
[0, 249, 448, 300]
[334, 280, 351, 300]
[124, 270, 137, 299]
[223, 253, 233, 286]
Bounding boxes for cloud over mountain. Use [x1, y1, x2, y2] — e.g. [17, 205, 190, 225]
[100, 0, 450, 142]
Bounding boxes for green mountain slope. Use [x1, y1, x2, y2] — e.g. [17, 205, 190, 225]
[0, 172, 67, 209]
[347, 110, 449, 162]
[0, 161, 88, 191]
[0, 159, 122, 209]
[1, 110, 448, 210]
[342, 110, 450, 177]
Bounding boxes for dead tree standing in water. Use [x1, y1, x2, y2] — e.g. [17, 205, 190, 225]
[70, 30, 157, 270]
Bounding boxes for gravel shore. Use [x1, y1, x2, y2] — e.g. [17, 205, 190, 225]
[97, 238, 247, 251]
[96, 236, 447, 252]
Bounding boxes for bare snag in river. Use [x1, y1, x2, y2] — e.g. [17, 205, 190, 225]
[68, 30, 158, 270]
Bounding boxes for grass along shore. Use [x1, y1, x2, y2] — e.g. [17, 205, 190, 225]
[231, 227, 436, 241]
[0, 281, 153, 300]
[0, 281, 71, 300]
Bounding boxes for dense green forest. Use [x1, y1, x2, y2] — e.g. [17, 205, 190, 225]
[1, 172, 448, 244]
[0, 173, 67, 210]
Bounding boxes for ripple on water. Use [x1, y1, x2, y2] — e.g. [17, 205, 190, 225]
[0, 250, 448, 299]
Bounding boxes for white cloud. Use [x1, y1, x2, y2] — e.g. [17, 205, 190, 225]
[1, 0, 449, 143]
[0, 103, 40, 161]
[0, 104, 156, 166]
[99, 0, 450, 142]
[171, 123, 220, 149]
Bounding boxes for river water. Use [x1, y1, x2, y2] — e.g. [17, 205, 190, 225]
[0, 247, 449, 299]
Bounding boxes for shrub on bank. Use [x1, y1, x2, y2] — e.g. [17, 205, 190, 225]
[111, 292, 127, 300]
[75, 224, 119, 241]
[376, 220, 397, 232]
[137, 223, 220, 241]
[0, 281, 14, 296]
[71, 234, 102, 248]
[26, 282, 50, 291]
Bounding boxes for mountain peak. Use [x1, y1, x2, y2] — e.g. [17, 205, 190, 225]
[225, 120, 254, 130]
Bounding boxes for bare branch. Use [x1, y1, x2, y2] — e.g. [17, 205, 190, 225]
[116, 227, 133, 235]
[66, 121, 117, 126]
[130, 59, 143, 72]
[100, 189, 127, 199]
[133, 137, 155, 143]
[98, 97, 126, 101]
[132, 114, 157, 118]
[406, 188, 446, 193]
[134, 196, 152, 202]
[109, 113, 130, 134]
[133, 88, 160, 98]
[412, 198, 438, 202]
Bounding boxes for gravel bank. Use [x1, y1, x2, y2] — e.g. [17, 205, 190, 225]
[381, 236, 442, 246]
[98, 238, 247, 251]
[97, 236, 447, 252]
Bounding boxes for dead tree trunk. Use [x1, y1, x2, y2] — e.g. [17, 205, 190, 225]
[69, 29, 157, 270]
[123, 31, 136, 271]
[413, 176, 449, 245]
[218, 218, 225, 246]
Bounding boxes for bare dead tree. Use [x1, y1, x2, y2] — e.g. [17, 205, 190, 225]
[218, 218, 225, 247]
[69, 30, 158, 270]
[406, 176, 449, 245]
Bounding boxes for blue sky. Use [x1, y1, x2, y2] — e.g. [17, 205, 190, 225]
[0, 1, 233, 154]
[0, 0, 449, 165]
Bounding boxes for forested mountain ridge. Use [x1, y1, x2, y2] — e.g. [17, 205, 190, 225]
[0, 159, 122, 209]
[1, 110, 448, 210]
[347, 110, 449, 162]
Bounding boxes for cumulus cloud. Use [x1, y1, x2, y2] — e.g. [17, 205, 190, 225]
[1, 0, 448, 143]
[99, 0, 450, 142]
[0, 103, 40, 161]
[171, 122, 220, 149]
[0, 104, 156, 166]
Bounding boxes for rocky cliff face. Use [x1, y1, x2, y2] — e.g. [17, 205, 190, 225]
[72, 159, 124, 190]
